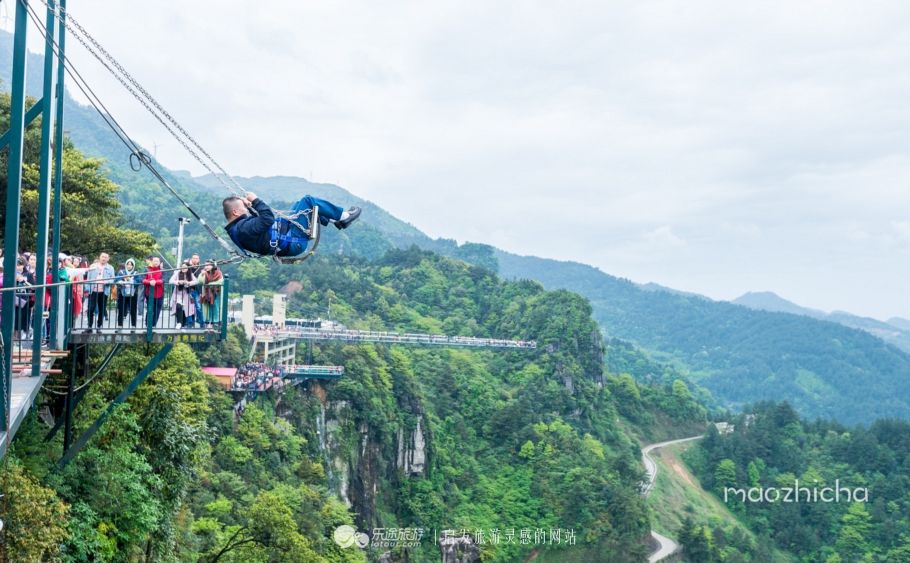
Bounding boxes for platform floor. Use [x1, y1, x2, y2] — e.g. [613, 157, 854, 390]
[0, 374, 47, 458]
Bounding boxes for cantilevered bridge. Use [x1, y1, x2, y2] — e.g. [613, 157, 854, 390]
[245, 294, 537, 366]
[252, 328, 536, 365]
[256, 327, 535, 348]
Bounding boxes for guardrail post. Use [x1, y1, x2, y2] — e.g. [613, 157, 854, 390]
[146, 285, 154, 343]
[49, 0, 68, 350]
[1, 0, 30, 434]
[32, 0, 59, 377]
[55, 285, 67, 347]
[220, 276, 230, 340]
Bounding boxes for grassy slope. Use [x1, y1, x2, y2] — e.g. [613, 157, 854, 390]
[647, 442, 793, 562]
[648, 442, 747, 537]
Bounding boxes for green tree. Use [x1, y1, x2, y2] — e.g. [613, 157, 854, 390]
[714, 459, 738, 494]
[0, 93, 155, 257]
[884, 537, 910, 563]
[243, 490, 319, 562]
[747, 459, 764, 487]
[53, 407, 164, 559]
[0, 459, 69, 562]
[835, 503, 873, 561]
[679, 518, 717, 562]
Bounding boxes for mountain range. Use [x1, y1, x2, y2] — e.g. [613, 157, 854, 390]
[4, 30, 910, 425]
[732, 291, 910, 353]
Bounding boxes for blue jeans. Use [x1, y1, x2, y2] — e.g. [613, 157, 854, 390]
[88, 292, 108, 328]
[148, 296, 164, 327]
[190, 289, 203, 327]
[282, 195, 345, 256]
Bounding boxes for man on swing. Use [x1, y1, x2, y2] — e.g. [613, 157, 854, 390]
[223, 192, 361, 258]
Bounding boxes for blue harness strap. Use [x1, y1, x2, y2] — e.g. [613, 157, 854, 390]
[269, 217, 310, 251]
[271, 218, 311, 254]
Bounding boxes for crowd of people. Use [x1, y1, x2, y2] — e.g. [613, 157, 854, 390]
[232, 363, 284, 392]
[251, 325, 281, 337]
[0, 250, 226, 341]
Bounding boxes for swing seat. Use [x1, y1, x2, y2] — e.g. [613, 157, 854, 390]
[270, 206, 321, 264]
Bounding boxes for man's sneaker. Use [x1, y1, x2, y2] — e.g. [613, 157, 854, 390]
[335, 207, 362, 230]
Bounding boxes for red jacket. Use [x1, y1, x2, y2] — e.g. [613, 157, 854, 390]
[143, 266, 164, 298]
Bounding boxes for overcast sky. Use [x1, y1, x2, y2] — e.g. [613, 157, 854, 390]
[5, 1, 910, 320]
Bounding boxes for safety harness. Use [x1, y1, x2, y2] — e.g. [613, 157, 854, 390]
[227, 206, 321, 264]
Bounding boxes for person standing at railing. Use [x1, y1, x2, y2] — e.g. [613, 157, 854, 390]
[198, 260, 223, 330]
[23, 253, 37, 340]
[169, 262, 197, 329]
[43, 255, 71, 343]
[85, 253, 115, 331]
[57, 255, 73, 284]
[14, 258, 33, 341]
[143, 256, 165, 327]
[116, 259, 141, 329]
[136, 256, 152, 322]
[188, 254, 204, 328]
[68, 256, 86, 319]
[63, 255, 93, 323]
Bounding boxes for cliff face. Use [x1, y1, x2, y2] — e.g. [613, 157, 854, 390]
[350, 419, 383, 530]
[319, 400, 353, 507]
[267, 251, 652, 560]
[318, 396, 428, 531]
[397, 416, 427, 477]
[439, 531, 481, 563]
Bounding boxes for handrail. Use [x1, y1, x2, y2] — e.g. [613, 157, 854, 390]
[251, 326, 536, 349]
[58, 277, 232, 343]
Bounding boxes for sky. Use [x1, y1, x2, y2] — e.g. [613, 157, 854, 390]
[4, 0, 910, 320]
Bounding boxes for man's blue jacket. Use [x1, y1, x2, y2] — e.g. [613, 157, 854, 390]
[224, 198, 279, 256]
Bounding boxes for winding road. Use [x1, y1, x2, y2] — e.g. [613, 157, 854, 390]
[642, 435, 704, 562]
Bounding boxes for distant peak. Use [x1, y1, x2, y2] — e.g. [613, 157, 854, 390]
[732, 291, 825, 318]
[737, 290, 782, 299]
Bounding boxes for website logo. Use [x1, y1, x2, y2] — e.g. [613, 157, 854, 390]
[333, 525, 370, 549]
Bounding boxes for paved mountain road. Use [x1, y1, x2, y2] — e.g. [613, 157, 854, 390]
[642, 435, 704, 562]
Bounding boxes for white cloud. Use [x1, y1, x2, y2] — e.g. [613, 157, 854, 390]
[644, 226, 686, 249]
[890, 221, 910, 248]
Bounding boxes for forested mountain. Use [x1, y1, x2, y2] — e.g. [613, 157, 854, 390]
[732, 291, 826, 317]
[733, 291, 910, 354]
[9, 28, 910, 563]
[682, 402, 910, 562]
[2, 74, 681, 558]
[3, 180, 668, 560]
[153, 167, 910, 425]
[494, 252, 910, 425]
[225, 248, 660, 562]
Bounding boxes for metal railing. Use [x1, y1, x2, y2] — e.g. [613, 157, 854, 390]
[284, 364, 345, 379]
[253, 326, 537, 349]
[62, 276, 231, 344]
[3, 287, 44, 368]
